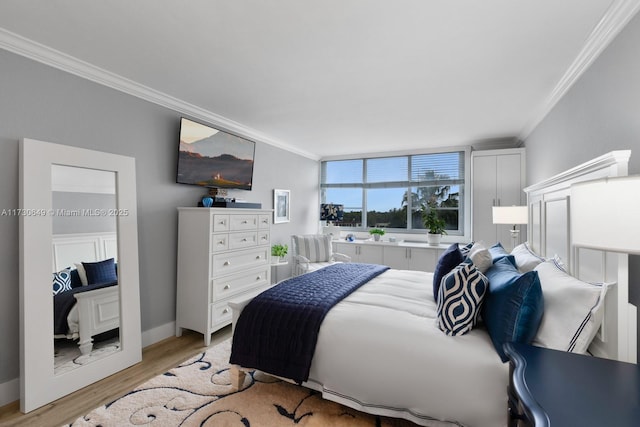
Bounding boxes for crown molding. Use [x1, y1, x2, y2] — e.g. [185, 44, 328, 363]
[523, 149, 630, 193]
[0, 28, 320, 161]
[519, 0, 640, 140]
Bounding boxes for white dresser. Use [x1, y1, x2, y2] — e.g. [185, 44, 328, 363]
[176, 207, 272, 345]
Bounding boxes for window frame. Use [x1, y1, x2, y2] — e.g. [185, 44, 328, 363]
[320, 147, 471, 241]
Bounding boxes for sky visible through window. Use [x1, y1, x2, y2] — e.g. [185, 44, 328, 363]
[323, 153, 461, 213]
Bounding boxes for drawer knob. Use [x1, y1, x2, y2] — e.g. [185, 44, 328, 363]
[256, 255, 261, 259]
[242, 220, 248, 224]
[242, 238, 247, 242]
[218, 240, 225, 244]
[223, 261, 231, 266]
[222, 308, 229, 314]
[256, 276, 262, 280]
[223, 285, 231, 290]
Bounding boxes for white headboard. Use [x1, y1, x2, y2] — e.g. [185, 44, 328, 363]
[524, 150, 636, 363]
[52, 232, 118, 272]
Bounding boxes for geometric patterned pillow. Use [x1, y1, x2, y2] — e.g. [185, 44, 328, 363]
[437, 261, 489, 336]
[459, 241, 474, 257]
[52, 268, 72, 295]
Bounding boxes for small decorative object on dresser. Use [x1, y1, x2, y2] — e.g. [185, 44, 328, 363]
[175, 207, 272, 345]
[201, 196, 213, 207]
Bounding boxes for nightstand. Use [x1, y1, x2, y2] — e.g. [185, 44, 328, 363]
[504, 342, 640, 427]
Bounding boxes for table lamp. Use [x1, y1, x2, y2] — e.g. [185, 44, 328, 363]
[492, 206, 528, 250]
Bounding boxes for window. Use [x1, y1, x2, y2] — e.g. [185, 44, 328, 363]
[321, 150, 467, 235]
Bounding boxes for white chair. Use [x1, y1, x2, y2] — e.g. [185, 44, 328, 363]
[291, 234, 351, 276]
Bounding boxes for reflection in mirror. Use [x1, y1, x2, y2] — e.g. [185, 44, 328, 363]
[50, 165, 121, 375]
[20, 138, 141, 413]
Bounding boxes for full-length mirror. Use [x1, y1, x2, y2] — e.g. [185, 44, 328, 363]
[19, 138, 141, 412]
[51, 165, 120, 375]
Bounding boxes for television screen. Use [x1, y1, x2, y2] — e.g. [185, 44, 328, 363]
[177, 117, 255, 190]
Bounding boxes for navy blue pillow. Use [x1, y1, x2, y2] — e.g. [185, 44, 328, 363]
[433, 243, 464, 302]
[482, 257, 544, 362]
[69, 269, 83, 288]
[82, 258, 117, 285]
[489, 242, 516, 267]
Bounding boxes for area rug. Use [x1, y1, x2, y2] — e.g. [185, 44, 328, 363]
[65, 339, 418, 426]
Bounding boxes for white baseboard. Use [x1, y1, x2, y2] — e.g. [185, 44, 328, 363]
[141, 321, 176, 348]
[0, 377, 19, 408]
[0, 321, 176, 409]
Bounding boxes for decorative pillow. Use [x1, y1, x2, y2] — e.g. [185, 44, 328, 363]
[292, 235, 333, 262]
[532, 260, 609, 354]
[432, 243, 464, 302]
[69, 268, 83, 288]
[511, 242, 545, 273]
[467, 242, 492, 273]
[437, 260, 488, 336]
[52, 268, 72, 295]
[459, 241, 474, 257]
[82, 258, 117, 285]
[483, 257, 544, 362]
[489, 242, 516, 267]
[74, 262, 88, 286]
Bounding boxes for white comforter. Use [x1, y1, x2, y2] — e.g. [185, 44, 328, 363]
[303, 269, 508, 427]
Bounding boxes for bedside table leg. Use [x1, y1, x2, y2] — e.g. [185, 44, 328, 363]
[230, 364, 246, 391]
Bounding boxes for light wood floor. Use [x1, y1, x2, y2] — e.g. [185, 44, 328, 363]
[0, 327, 232, 427]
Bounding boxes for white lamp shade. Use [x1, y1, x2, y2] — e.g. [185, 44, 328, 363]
[492, 206, 528, 225]
[571, 176, 640, 254]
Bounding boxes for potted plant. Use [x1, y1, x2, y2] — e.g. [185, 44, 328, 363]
[422, 204, 447, 246]
[271, 244, 288, 263]
[369, 228, 385, 242]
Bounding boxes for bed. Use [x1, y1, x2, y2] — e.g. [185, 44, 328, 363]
[52, 232, 120, 355]
[229, 151, 637, 427]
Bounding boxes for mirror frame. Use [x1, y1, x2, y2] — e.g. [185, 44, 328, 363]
[19, 138, 142, 412]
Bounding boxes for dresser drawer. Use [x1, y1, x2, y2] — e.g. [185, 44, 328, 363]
[258, 230, 270, 246]
[258, 214, 271, 229]
[211, 247, 269, 276]
[228, 231, 258, 250]
[210, 300, 233, 328]
[211, 233, 229, 252]
[230, 214, 258, 231]
[212, 214, 230, 232]
[211, 267, 269, 301]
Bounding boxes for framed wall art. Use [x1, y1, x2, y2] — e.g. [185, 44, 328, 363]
[273, 189, 290, 223]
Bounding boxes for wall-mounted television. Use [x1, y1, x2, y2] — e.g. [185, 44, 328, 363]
[176, 117, 256, 190]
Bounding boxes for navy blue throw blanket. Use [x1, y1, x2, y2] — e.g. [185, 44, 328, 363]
[230, 263, 389, 383]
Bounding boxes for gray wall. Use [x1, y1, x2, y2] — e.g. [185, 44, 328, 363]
[525, 13, 640, 182]
[0, 49, 319, 385]
[524, 13, 640, 344]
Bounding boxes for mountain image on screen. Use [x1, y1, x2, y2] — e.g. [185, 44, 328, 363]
[178, 128, 254, 189]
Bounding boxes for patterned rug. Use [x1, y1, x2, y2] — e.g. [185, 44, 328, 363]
[65, 339, 418, 427]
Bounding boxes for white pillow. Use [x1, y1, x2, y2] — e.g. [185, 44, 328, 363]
[467, 242, 492, 273]
[532, 260, 610, 354]
[74, 262, 88, 286]
[511, 242, 544, 272]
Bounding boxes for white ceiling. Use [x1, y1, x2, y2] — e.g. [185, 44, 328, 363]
[0, 1, 638, 160]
